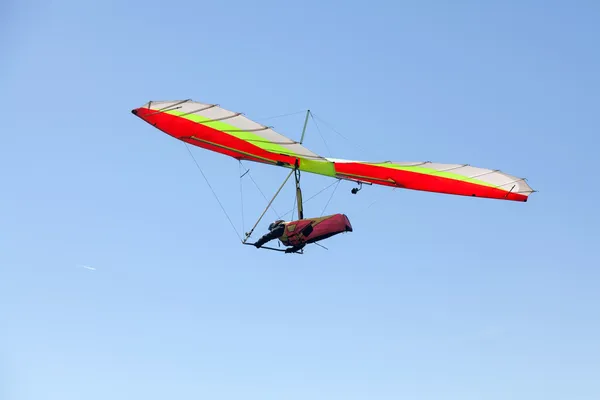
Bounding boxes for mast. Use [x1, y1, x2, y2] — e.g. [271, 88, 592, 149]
[299, 109, 310, 144]
[295, 109, 309, 220]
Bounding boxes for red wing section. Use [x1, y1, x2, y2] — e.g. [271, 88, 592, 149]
[334, 162, 529, 202]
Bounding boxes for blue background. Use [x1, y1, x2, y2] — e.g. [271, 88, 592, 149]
[1, 1, 598, 399]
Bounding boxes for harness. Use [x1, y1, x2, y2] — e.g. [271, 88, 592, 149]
[279, 222, 300, 246]
[279, 217, 328, 246]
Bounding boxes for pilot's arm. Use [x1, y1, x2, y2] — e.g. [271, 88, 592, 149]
[254, 225, 285, 248]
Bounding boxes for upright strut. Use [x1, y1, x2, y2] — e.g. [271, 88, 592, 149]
[294, 160, 303, 220]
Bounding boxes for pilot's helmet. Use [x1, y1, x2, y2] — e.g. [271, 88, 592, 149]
[268, 220, 284, 231]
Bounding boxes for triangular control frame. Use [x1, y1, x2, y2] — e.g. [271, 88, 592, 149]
[242, 111, 310, 253]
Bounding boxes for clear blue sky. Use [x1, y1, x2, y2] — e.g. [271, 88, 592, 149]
[1, 1, 599, 399]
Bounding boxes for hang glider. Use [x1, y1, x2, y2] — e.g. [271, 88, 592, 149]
[131, 99, 534, 202]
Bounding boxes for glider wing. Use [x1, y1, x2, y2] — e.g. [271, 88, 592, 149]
[132, 100, 533, 202]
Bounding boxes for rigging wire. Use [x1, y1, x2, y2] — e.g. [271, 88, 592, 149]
[183, 143, 242, 241]
[313, 242, 328, 250]
[365, 187, 398, 210]
[238, 161, 245, 234]
[309, 112, 333, 156]
[320, 179, 341, 216]
[253, 110, 308, 123]
[310, 112, 372, 154]
[245, 167, 281, 218]
[290, 182, 297, 221]
[279, 178, 342, 219]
